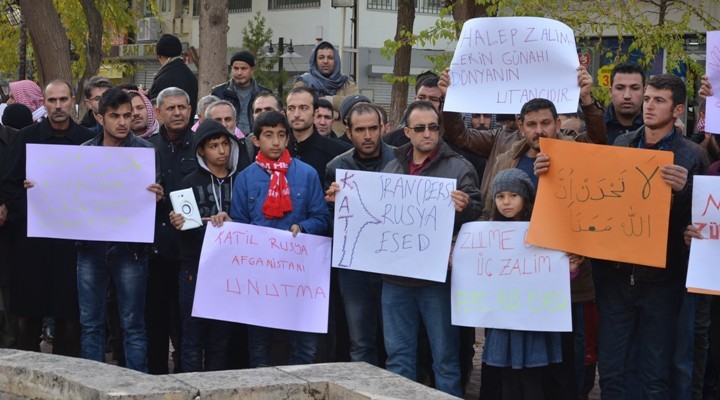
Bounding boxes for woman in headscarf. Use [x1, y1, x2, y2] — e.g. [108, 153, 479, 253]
[292, 41, 359, 136]
[7, 80, 46, 122]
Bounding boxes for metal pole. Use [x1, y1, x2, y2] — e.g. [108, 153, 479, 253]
[339, 8, 346, 75]
[278, 37, 284, 96]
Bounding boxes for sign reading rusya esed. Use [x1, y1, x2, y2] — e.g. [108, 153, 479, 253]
[443, 16, 580, 114]
[451, 221, 571, 332]
[332, 169, 456, 282]
[193, 222, 331, 333]
[686, 176, 720, 295]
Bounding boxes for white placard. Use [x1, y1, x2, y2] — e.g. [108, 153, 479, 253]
[444, 16, 580, 114]
[686, 176, 720, 294]
[451, 221, 572, 332]
[332, 169, 456, 282]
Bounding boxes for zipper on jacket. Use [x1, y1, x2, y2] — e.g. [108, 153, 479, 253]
[630, 265, 635, 286]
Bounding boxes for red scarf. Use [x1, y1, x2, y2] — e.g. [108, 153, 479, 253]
[256, 149, 293, 219]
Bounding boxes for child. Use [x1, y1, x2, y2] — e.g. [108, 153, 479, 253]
[230, 111, 329, 367]
[483, 168, 582, 400]
[169, 119, 243, 372]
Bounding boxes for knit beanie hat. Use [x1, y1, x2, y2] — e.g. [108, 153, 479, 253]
[230, 51, 255, 67]
[156, 34, 182, 57]
[492, 168, 535, 201]
[340, 94, 371, 123]
[2, 103, 33, 130]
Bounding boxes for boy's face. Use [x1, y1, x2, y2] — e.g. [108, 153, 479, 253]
[198, 135, 231, 170]
[252, 124, 289, 160]
[98, 103, 132, 145]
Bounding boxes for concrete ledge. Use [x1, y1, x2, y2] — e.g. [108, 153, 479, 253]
[0, 349, 458, 399]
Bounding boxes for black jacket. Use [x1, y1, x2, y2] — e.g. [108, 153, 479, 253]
[605, 104, 643, 145]
[177, 120, 245, 275]
[148, 58, 199, 118]
[289, 129, 352, 185]
[0, 125, 18, 287]
[211, 79, 270, 135]
[147, 125, 196, 259]
[594, 127, 709, 283]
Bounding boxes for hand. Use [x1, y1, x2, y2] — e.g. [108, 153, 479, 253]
[684, 224, 703, 247]
[23, 179, 35, 189]
[698, 75, 712, 99]
[168, 210, 185, 230]
[325, 182, 340, 202]
[577, 66, 593, 105]
[450, 190, 469, 212]
[0, 204, 7, 227]
[438, 67, 451, 96]
[147, 183, 164, 203]
[661, 164, 688, 192]
[534, 152, 550, 176]
[568, 253, 585, 273]
[290, 224, 302, 237]
[203, 211, 231, 227]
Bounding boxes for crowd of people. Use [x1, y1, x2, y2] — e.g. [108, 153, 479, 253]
[0, 31, 718, 400]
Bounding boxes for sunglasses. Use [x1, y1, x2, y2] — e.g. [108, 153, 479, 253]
[407, 123, 440, 133]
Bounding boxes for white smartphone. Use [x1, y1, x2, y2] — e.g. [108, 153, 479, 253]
[169, 188, 203, 230]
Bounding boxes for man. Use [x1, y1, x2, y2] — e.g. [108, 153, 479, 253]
[190, 95, 221, 131]
[204, 100, 251, 171]
[76, 88, 162, 372]
[0, 120, 19, 348]
[605, 61, 645, 144]
[1, 80, 95, 356]
[314, 99, 334, 137]
[80, 76, 112, 134]
[384, 74, 443, 147]
[324, 104, 395, 366]
[471, 113, 492, 130]
[536, 74, 708, 399]
[145, 86, 196, 374]
[211, 51, 270, 136]
[128, 91, 159, 138]
[252, 91, 283, 120]
[380, 100, 482, 397]
[293, 41, 359, 136]
[148, 34, 198, 118]
[336, 94, 372, 143]
[439, 66, 606, 220]
[285, 87, 351, 184]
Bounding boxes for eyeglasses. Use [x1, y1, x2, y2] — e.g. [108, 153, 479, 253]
[408, 123, 440, 133]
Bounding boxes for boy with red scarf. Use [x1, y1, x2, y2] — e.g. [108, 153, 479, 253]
[230, 111, 329, 367]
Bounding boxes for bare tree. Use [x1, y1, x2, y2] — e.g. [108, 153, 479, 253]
[18, 0, 72, 87]
[388, 0, 415, 128]
[198, 0, 229, 96]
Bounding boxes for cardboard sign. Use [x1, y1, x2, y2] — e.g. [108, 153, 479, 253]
[452, 221, 571, 332]
[687, 176, 720, 295]
[332, 169, 456, 282]
[527, 139, 673, 268]
[444, 16, 580, 114]
[192, 222, 332, 333]
[26, 143, 156, 243]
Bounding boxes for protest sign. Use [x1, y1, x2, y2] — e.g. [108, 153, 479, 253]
[26, 143, 156, 242]
[332, 169, 456, 282]
[192, 222, 332, 333]
[526, 138, 673, 268]
[686, 176, 720, 295]
[707, 31, 720, 134]
[444, 16, 580, 114]
[452, 221, 571, 332]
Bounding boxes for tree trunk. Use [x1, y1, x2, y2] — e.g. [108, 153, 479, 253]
[18, 0, 72, 88]
[451, 0, 491, 32]
[198, 0, 229, 96]
[388, 0, 415, 128]
[76, 0, 103, 116]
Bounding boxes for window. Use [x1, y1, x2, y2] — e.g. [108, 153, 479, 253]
[193, 0, 251, 16]
[268, 0, 321, 10]
[367, 0, 441, 14]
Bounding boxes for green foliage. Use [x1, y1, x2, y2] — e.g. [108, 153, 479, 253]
[381, 0, 720, 100]
[0, 0, 138, 82]
[242, 11, 284, 95]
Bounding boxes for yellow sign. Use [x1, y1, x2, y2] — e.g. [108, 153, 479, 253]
[598, 65, 614, 88]
[527, 138, 673, 268]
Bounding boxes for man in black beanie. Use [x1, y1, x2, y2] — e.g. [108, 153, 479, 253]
[148, 34, 198, 119]
[211, 50, 269, 136]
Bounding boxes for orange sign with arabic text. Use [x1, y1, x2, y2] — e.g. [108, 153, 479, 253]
[526, 138, 673, 268]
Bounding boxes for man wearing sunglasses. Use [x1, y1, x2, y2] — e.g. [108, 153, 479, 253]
[379, 100, 483, 397]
